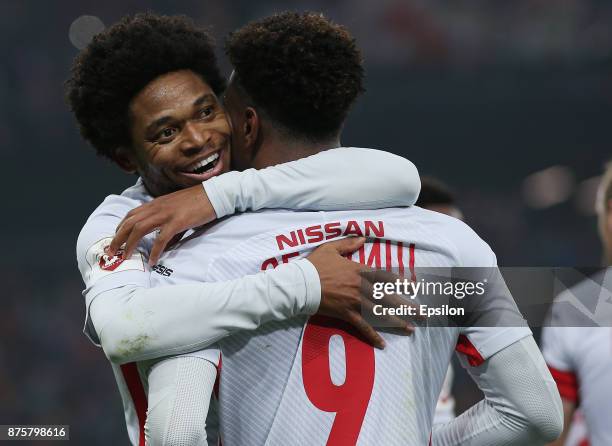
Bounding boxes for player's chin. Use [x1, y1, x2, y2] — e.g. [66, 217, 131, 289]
[175, 149, 227, 186]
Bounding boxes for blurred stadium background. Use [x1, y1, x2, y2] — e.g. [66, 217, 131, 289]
[1, 0, 610, 443]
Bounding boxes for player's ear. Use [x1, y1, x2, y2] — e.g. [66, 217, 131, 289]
[243, 107, 259, 150]
[112, 146, 138, 174]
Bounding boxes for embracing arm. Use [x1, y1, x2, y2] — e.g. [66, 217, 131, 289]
[86, 237, 400, 364]
[77, 204, 319, 364]
[88, 259, 319, 364]
[204, 147, 420, 217]
[109, 147, 420, 264]
[432, 336, 563, 446]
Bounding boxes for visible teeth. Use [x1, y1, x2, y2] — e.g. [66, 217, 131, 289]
[189, 152, 220, 173]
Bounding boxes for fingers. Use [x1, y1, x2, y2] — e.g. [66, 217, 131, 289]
[108, 186, 210, 264]
[361, 282, 416, 329]
[109, 214, 143, 255]
[380, 294, 424, 324]
[148, 229, 175, 266]
[109, 205, 150, 254]
[362, 268, 407, 283]
[346, 312, 386, 350]
[108, 220, 131, 255]
[360, 298, 415, 335]
[360, 272, 424, 327]
[123, 217, 161, 260]
[325, 236, 366, 256]
[108, 209, 160, 259]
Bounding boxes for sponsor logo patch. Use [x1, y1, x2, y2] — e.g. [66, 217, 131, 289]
[152, 264, 173, 277]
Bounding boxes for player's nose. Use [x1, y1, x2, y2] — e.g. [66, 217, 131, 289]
[179, 121, 209, 156]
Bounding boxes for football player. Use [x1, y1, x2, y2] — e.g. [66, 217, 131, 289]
[542, 162, 612, 446]
[68, 13, 422, 445]
[114, 13, 563, 445]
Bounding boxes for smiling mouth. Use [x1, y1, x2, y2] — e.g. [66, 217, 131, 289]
[187, 151, 221, 175]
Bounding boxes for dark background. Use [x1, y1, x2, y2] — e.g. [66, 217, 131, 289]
[1, 0, 610, 444]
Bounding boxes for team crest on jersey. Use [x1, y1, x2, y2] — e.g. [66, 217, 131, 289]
[86, 237, 145, 282]
[99, 250, 126, 271]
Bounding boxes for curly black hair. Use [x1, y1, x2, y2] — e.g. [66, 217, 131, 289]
[66, 13, 225, 160]
[225, 12, 365, 141]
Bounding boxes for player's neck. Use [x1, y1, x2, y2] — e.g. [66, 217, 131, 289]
[251, 136, 341, 169]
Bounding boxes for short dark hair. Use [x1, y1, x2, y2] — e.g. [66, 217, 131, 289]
[66, 13, 225, 160]
[225, 12, 365, 141]
[416, 177, 456, 207]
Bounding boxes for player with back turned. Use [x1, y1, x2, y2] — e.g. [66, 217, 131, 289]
[120, 13, 563, 445]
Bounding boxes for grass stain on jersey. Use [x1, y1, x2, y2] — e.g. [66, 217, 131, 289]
[116, 334, 152, 359]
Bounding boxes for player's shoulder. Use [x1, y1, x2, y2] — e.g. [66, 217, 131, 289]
[85, 178, 150, 219]
[393, 206, 496, 267]
[77, 179, 151, 258]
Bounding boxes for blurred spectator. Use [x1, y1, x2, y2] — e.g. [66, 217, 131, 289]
[416, 176, 463, 220]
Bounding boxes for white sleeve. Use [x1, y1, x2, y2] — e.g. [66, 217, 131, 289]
[203, 147, 420, 218]
[541, 326, 574, 372]
[444, 223, 532, 362]
[77, 195, 155, 344]
[432, 336, 563, 445]
[145, 356, 217, 446]
[88, 258, 320, 364]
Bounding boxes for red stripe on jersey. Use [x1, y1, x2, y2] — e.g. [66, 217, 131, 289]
[397, 242, 404, 276]
[214, 354, 222, 400]
[578, 439, 590, 446]
[548, 366, 579, 403]
[409, 243, 416, 282]
[214, 353, 223, 446]
[120, 363, 148, 446]
[455, 335, 485, 367]
[385, 240, 392, 272]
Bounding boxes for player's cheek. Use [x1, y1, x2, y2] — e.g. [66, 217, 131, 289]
[149, 147, 176, 169]
[221, 141, 231, 171]
[213, 115, 232, 161]
[207, 110, 228, 133]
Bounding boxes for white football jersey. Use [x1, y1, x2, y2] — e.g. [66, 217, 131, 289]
[76, 147, 424, 446]
[432, 366, 455, 425]
[541, 269, 612, 446]
[153, 206, 531, 445]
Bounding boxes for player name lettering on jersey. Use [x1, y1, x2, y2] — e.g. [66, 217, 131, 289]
[263, 236, 415, 274]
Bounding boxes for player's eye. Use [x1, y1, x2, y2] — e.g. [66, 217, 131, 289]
[198, 106, 215, 120]
[157, 127, 177, 142]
